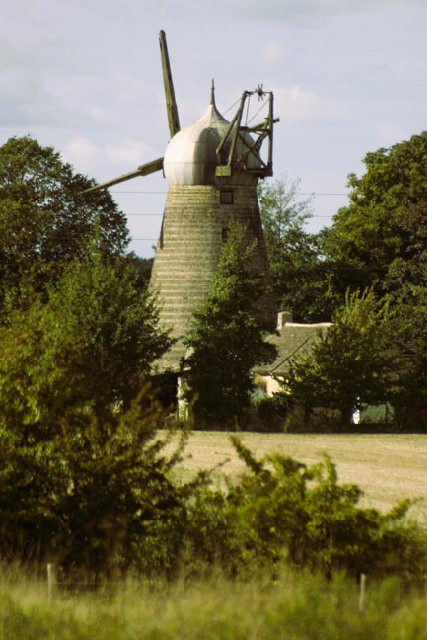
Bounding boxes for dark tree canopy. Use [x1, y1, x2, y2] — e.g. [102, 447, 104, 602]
[318, 133, 427, 429]
[0, 244, 176, 574]
[323, 131, 427, 297]
[0, 136, 130, 303]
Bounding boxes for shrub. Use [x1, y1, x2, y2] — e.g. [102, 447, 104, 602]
[187, 437, 426, 582]
[0, 384, 189, 578]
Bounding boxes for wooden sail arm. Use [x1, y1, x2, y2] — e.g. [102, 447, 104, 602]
[82, 157, 164, 194]
[159, 30, 180, 138]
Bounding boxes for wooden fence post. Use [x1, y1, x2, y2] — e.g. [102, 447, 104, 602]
[47, 563, 56, 602]
[359, 573, 367, 611]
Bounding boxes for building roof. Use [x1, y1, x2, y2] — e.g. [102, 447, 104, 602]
[255, 322, 332, 376]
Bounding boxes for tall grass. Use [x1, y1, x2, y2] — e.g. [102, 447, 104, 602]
[0, 565, 427, 639]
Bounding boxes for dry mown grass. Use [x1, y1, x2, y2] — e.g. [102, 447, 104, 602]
[176, 432, 427, 520]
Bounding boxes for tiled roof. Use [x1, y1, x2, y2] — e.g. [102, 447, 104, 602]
[255, 322, 332, 376]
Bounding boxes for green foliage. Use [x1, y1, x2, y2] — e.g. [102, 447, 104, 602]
[56, 386, 188, 577]
[247, 391, 290, 432]
[287, 289, 397, 427]
[0, 248, 171, 434]
[384, 206, 427, 429]
[184, 222, 277, 427]
[385, 201, 427, 295]
[257, 138, 426, 429]
[259, 175, 332, 321]
[3, 569, 427, 640]
[323, 131, 427, 297]
[178, 438, 427, 585]
[259, 175, 313, 240]
[206, 438, 421, 582]
[390, 274, 427, 429]
[0, 136, 129, 306]
[0, 249, 179, 575]
[0, 385, 188, 577]
[129, 255, 154, 288]
[318, 134, 427, 427]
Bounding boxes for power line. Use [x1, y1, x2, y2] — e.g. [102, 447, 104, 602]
[112, 190, 348, 197]
[126, 212, 333, 218]
[112, 191, 167, 194]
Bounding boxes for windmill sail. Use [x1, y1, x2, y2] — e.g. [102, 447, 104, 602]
[159, 30, 180, 138]
[82, 157, 164, 194]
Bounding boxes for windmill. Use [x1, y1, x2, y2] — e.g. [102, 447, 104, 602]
[85, 31, 278, 371]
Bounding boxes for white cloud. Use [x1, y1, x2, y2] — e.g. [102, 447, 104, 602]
[62, 137, 154, 175]
[262, 41, 285, 63]
[373, 122, 409, 148]
[106, 139, 152, 165]
[274, 85, 352, 124]
[63, 137, 99, 167]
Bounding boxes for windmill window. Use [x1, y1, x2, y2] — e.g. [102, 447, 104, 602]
[220, 189, 234, 204]
[222, 226, 228, 242]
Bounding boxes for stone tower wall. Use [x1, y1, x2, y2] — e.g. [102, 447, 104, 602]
[150, 183, 275, 371]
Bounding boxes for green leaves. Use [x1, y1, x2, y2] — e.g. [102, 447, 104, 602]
[211, 440, 416, 580]
[0, 249, 171, 438]
[0, 382, 189, 575]
[324, 132, 427, 297]
[287, 289, 397, 427]
[0, 136, 129, 307]
[0, 244, 180, 574]
[184, 222, 277, 427]
[259, 175, 331, 322]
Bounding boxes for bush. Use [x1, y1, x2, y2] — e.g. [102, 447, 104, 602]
[0, 384, 190, 578]
[246, 392, 290, 432]
[184, 438, 427, 583]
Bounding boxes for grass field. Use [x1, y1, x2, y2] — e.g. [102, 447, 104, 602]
[177, 432, 427, 520]
[3, 568, 427, 640]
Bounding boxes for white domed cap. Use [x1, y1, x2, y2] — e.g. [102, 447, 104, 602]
[164, 87, 261, 186]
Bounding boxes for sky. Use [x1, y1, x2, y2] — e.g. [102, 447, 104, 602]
[2, 0, 426, 257]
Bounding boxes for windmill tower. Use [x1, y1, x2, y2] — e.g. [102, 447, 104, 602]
[86, 31, 278, 372]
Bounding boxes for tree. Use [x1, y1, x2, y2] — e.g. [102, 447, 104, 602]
[0, 248, 180, 575]
[184, 223, 277, 427]
[318, 134, 427, 427]
[259, 176, 331, 321]
[0, 247, 171, 435]
[287, 289, 397, 428]
[390, 272, 427, 429]
[0, 381, 187, 576]
[0, 136, 129, 306]
[323, 132, 427, 297]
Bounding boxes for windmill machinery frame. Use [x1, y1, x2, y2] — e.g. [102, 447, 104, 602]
[84, 31, 277, 193]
